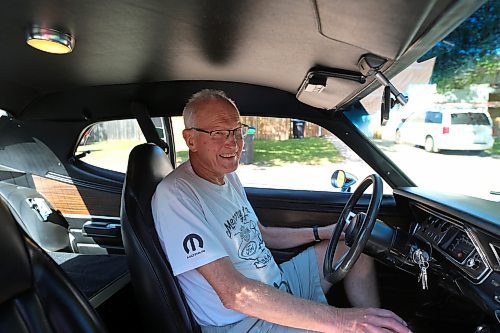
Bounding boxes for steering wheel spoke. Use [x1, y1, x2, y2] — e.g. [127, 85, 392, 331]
[323, 174, 383, 284]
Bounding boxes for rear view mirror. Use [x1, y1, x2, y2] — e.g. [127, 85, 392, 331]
[381, 86, 393, 126]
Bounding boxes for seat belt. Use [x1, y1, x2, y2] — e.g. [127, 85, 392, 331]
[130, 102, 169, 153]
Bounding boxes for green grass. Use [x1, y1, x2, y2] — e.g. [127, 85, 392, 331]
[77, 139, 144, 153]
[177, 137, 347, 166]
[253, 137, 343, 165]
[77, 137, 344, 168]
[176, 137, 344, 165]
[487, 137, 500, 156]
[176, 150, 189, 164]
[75, 139, 145, 172]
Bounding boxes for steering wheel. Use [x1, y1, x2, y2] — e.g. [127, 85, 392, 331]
[323, 174, 383, 284]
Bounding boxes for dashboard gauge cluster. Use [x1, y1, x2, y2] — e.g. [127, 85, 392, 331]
[414, 215, 451, 246]
[440, 228, 475, 263]
[413, 207, 491, 282]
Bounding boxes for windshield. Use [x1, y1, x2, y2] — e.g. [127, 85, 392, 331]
[346, 1, 499, 202]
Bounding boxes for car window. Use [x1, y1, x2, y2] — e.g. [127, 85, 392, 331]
[451, 112, 490, 125]
[74, 117, 166, 173]
[172, 115, 390, 193]
[425, 112, 442, 124]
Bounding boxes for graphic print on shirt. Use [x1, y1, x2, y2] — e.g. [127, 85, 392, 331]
[183, 233, 205, 259]
[224, 206, 272, 269]
[273, 274, 292, 295]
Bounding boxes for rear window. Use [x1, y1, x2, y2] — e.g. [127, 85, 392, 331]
[451, 112, 490, 125]
[425, 111, 442, 124]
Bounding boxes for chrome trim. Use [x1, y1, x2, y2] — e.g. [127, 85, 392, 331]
[489, 243, 500, 267]
[412, 202, 492, 284]
[64, 213, 120, 221]
[45, 172, 122, 194]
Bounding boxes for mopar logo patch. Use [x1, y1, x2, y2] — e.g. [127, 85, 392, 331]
[183, 233, 205, 258]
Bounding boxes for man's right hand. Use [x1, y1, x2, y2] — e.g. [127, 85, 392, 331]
[198, 257, 412, 333]
[332, 307, 412, 333]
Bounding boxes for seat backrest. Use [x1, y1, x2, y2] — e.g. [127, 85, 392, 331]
[0, 182, 70, 252]
[120, 143, 200, 333]
[0, 196, 107, 333]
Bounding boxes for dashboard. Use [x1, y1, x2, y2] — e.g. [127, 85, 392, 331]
[392, 187, 500, 325]
[412, 202, 491, 283]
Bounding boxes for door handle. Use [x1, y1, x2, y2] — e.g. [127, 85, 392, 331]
[82, 221, 121, 238]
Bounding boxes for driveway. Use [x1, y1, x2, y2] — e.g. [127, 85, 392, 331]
[375, 139, 500, 201]
[238, 136, 500, 202]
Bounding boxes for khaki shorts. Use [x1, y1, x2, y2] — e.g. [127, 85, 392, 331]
[201, 246, 327, 333]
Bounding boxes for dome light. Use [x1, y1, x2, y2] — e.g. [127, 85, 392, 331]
[26, 27, 74, 54]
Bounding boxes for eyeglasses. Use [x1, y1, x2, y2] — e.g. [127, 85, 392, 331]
[189, 124, 249, 141]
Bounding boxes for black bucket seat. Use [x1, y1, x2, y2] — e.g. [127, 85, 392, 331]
[120, 143, 200, 332]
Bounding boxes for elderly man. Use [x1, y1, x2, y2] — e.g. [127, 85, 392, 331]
[152, 89, 411, 333]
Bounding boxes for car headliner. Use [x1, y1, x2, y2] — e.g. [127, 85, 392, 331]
[0, 0, 484, 121]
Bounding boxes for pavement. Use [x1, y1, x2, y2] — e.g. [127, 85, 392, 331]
[237, 136, 386, 193]
[238, 136, 500, 202]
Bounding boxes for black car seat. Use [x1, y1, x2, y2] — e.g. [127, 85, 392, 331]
[0, 195, 107, 333]
[0, 181, 71, 252]
[120, 143, 200, 332]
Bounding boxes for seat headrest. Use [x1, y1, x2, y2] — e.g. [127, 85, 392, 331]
[0, 198, 31, 303]
[125, 143, 174, 210]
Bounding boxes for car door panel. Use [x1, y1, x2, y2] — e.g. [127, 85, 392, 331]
[246, 187, 416, 310]
[245, 187, 403, 262]
[246, 187, 401, 226]
[32, 174, 121, 216]
[32, 174, 123, 254]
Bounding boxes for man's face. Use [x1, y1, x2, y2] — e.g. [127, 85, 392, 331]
[183, 99, 243, 182]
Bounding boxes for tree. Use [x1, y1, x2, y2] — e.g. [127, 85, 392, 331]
[423, 1, 499, 92]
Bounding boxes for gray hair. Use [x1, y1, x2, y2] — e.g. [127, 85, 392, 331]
[182, 89, 239, 128]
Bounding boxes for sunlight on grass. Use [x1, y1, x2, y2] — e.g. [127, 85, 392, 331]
[175, 137, 343, 166]
[176, 150, 189, 165]
[253, 137, 343, 165]
[486, 137, 499, 156]
[77, 137, 344, 168]
[76, 139, 145, 172]
[77, 139, 144, 153]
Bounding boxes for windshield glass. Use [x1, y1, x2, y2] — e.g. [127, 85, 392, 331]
[346, 1, 499, 202]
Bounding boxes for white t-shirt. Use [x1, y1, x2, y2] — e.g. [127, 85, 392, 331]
[152, 161, 285, 326]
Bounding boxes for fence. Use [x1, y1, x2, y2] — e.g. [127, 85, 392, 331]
[84, 117, 329, 145]
[84, 119, 144, 144]
[240, 116, 327, 140]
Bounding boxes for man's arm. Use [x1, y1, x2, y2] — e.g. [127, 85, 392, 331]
[259, 223, 341, 249]
[197, 257, 411, 333]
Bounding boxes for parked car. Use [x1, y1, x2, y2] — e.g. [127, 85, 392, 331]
[0, 1, 498, 333]
[395, 109, 494, 152]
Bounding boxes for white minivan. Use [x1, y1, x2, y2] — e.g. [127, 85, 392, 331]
[395, 109, 494, 152]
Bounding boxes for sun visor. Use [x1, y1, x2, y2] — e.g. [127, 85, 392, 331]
[314, 0, 433, 59]
[296, 68, 365, 110]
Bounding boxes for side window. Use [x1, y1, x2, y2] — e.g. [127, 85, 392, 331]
[425, 111, 442, 124]
[75, 118, 166, 173]
[451, 112, 491, 125]
[172, 116, 188, 165]
[172, 115, 388, 193]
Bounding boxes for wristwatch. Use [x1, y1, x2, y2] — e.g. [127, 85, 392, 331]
[312, 225, 321, 242]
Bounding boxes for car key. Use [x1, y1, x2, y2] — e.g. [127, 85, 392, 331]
[413, 249, 429, 290]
